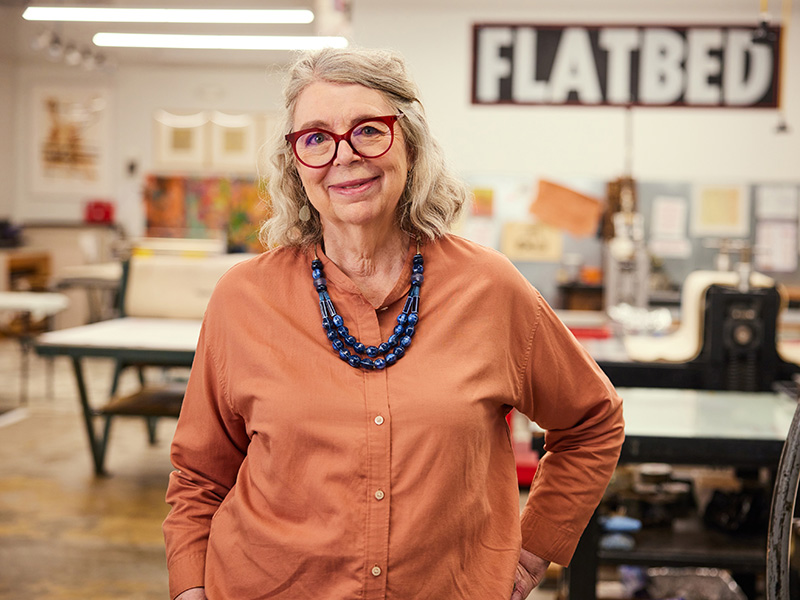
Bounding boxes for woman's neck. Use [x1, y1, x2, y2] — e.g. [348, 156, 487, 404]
[321, 226, 410, 306]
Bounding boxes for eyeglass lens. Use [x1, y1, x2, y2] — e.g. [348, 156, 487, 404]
[295, 119, 394, 167]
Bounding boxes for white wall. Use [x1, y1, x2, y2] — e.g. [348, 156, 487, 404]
[3, 0, 799, 235]
[112, 64, 284, 235]
[0, 60, 15, 220]
[353, 1, 800, 185]
[11, 63, 285, 235]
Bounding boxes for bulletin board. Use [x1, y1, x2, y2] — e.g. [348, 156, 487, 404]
[458, 174, 800, 306]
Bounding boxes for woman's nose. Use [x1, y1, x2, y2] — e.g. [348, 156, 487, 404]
[332, 139, 361, 166]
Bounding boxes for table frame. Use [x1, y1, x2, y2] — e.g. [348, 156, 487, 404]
[35, 320, 197, 476]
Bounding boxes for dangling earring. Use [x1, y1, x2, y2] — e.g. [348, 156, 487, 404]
[299, 202, 311, 222]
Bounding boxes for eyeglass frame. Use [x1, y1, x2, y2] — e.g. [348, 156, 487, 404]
[285, 113, 404, 169]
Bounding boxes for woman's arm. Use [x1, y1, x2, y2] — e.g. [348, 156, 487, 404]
[163, 323, 250, 599]
[515, 291, 625, 567]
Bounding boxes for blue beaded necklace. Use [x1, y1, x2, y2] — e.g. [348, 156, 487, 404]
[312, 242, 424, 370]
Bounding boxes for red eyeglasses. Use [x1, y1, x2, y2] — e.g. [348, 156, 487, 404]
[285, 113, 404, 168]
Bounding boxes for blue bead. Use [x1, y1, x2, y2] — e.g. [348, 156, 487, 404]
[385, 353, 397, 364]
[354, 342, 366, 354]
[393, 324, 405, 336]
[332, 339, 344, 351]
[400, 335, 412, 347]
[332, 315, 343, 327]
[394, 346, 405, 358]
[360, 358, 374, 369]
[374, 358, 386, 369]
[387, 334, 398, 346]
[311, 258, 323, 269]
[339, 349, 350, 361]
[345, 335, 356, 346]
[312, 268, 322, 279]
[410, 274, 423, 285]
[337, 325, 349, 336]
[407, 313, 419, 325]
[326, 329, 338, 341]
[366, 346, 379, 357]
[412, 264, 424, 274]
[405, 326, 415, 338]
[348, 355, 361, 367]
[397, 313, 408, 325]
[413, 254, 423, 265]
[378, 342, 391, 354]
[314, 278, 328, 291]
[322, 317, 332, 329]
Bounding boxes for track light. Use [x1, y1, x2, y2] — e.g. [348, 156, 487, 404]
[30, 29, 53, 51]
[29, 28, 113, 71]
[46, 34, 63, 60]
[64, 44, 82, 66]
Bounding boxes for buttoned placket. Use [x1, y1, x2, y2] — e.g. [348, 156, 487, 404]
[357, 298, 392, 600]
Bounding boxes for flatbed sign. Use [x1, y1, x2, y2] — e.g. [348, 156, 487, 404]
[472, 24, 781, 107]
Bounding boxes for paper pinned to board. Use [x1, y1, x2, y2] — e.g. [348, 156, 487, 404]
[501, 221, 563, 261]
[529, 179, 604, 237]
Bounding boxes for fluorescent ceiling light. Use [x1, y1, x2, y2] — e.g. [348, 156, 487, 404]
[93, 33, 348, 50]
[23, 7, 314, 24]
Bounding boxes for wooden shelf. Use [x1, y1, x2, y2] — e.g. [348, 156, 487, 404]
[98, 383, 185, 418]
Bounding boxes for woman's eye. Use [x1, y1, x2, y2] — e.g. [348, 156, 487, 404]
[358, 125, 379, 136]
[303, 132, 328, 147]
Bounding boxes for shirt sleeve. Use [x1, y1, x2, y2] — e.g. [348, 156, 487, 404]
[162, 320, 250, 600]
[514, 291, 624, 566]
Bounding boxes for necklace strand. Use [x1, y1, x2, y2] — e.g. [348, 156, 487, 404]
[312, 244, 423, 370]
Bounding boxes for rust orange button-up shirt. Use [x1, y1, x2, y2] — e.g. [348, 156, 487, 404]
[163, 235, 624, 600]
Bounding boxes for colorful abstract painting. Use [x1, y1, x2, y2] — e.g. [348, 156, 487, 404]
[144, 175, 268, 253]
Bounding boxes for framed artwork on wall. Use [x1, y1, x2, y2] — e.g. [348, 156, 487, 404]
[690, 184, 750, 238]
[153, 110, 207, 171]
[153, 110, 277, 174]
[30, 86, 111, 194]
[209, 112, 258, 173]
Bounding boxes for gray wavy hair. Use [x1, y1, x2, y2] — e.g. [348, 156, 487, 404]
[258, 46, 467, 248]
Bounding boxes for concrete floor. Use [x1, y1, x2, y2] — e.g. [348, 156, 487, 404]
[0, 337, 177, 599]
[0, 337, 558, 600]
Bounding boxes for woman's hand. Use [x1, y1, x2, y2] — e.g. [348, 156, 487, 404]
[510, 548, 550, 600]
[174, 587, 207, 600]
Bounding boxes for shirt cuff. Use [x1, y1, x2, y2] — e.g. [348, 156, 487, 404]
[520, 508, 582, 567]
[168, 552, 206, 600]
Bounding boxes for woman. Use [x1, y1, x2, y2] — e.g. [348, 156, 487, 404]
[163, 47, 624, 600]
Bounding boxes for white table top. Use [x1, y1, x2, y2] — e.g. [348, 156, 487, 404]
[0, 291, 70, 320]
[36, 317, 202, 352]
[58, 262, 122, 285]
[617, 386, 797, 442]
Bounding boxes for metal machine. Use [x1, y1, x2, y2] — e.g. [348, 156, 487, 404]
[600, 242, 800, 392]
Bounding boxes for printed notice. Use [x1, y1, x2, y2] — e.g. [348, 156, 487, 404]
[755, 185, 798, 219]
[755, 221, 797, 272]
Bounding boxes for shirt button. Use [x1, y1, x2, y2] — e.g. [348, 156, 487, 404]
[374, 489, 385, 500]
[371, 565, 382, 577]
[374, 415, 384, 425]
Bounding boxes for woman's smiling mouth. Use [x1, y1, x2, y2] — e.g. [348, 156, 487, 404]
[328, 176, 379, 194]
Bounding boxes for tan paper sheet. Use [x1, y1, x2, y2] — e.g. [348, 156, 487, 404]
[530, 179, 603, 238]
